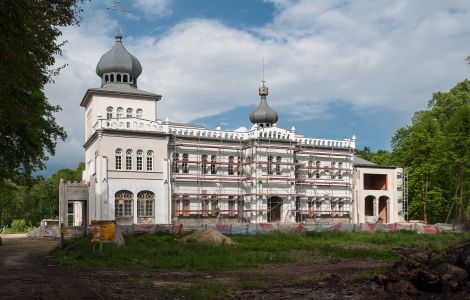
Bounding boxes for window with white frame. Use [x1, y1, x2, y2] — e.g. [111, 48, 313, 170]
[201, 154, 208, 174]
[237, 156, 243, 175]
[115, 148, 122, 170]
[137, 191, 154, 217]
[115, 190, 133, 217]
[210, 155, 217, 174]
[172, 153, 179, 173]
[126, 149, 133, 170]
[228, 156, 234, 175]
[182, 153, 189, 173]
[126, 108, 133, 118]
[276, 156, 282, 175]
[107, 106, 113, 119]
[117, 107, 124, 118]
[136, 150, 143, 171]
[308, 159, 313, 178]
[136, 108, 143, 118]
[267, 155, 273, 175]
[146, 150, 153, 171]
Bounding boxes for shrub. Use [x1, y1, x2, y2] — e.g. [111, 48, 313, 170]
[2, 219, 35, 234]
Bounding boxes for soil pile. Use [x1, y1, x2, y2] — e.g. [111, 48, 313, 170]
[180, 229, 235, 246]
[378, 241, 470, 299]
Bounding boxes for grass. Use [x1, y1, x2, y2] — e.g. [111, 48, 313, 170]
[52, 231, 470, 272]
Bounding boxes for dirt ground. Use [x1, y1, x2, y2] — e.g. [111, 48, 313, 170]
[0, 234, 460, 299]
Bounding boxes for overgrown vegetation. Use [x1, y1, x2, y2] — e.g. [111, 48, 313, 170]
[356, 79, 470, 224]
[0, 162, 84, 228]
[1, 219, 35, 234]
[53, 231, 470, 271]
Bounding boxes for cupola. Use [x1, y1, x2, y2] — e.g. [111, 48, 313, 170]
[249, 82, 279, 128]
[96, 30, 142, 87]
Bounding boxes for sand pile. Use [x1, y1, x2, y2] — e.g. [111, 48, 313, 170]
[180, 229, 235, 246]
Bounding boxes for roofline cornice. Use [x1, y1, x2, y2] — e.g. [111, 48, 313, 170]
[80, 88, 162, 107]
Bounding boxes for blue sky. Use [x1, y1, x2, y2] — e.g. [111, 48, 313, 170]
[42, 0, 470, 175]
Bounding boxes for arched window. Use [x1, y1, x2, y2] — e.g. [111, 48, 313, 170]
[115, 190, 133, 217]
[110, 74, 114, 82]
[136, 150, 143, 171]
[146, 150, 153, 171]
[276, 156, 282, 175]
[126, 149, 133, 170]
[137, 191, 154, 217]
[126, 108, 133, 118]
[228, 156, 234, 175]
[115, 148, 122, 170]
[201, 154, 208, 174]
[136, 109, 143, 118]
[308, 160, 313, 178]
[117, 107, 124, 118]
[315, 161, 320, 168]
[117, 74, 122, 82]
[267, 155, 273, 175]
[237, 156, 243, 176]
[182, 153, 189, 173]
[172, 153, 179, 173]
[107, 106, 113, 119]
[105, 75, 109, 83]
[210, 155, 217, 174]
[123, 74, 128, 82]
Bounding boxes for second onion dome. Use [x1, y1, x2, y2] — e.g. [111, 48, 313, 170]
[249, 82, 279, 128]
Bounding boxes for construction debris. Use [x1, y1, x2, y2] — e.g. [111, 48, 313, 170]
[180, 229, 235, 246]
[377, 241, 470, 298]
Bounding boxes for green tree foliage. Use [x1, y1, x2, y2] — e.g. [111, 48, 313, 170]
[356, 147, 395, 166]
[0, 1, 84, 184]
[391, 80, 470, 223]
[0, 162, 84, 227]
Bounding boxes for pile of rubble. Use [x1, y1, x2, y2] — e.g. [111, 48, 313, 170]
[378, 241, 470, 298]
[180, 229, 235, 246]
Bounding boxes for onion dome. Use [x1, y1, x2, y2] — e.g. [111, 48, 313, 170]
[249, 82, 279, 128]
[96, 30, 142, 87]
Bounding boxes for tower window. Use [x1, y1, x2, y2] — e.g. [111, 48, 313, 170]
[117, 74, 122, 82]
[117, 107, 123, 118]
[146, 150, 153, 171]
[126, 108, 133, 118]
[136, 109, 143, 118]
[115, 148, 122, 170]
[110, 74, 114, 82]
[105, 75, 109, 83]
[126, 149, 133, 170]
[107, 106, 113, 119]
[123, 74, 128, 82]
[136, 150, 143, 171]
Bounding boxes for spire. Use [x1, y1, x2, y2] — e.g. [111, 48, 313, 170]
[115, 28, 123, 42]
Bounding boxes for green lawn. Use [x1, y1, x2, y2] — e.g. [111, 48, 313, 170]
[52, 231, 470, 272]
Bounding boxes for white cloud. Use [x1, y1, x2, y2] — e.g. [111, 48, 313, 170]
[43, 0, 470, 171]
[133, 0, 172, 18]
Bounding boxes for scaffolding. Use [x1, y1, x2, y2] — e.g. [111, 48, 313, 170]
[168, 129, 355, 224]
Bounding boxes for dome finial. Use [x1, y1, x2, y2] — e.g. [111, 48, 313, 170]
[115, 28, 123, 42]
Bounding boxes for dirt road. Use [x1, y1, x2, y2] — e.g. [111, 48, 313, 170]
[0, 234, 100, 299]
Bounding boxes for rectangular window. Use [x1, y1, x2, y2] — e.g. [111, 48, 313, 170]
[146, 157, 153, 171]
[202, 197, 209, 217]
[211, 196, 218, 216]
[364, 174, 387, 190]
[183, 195, 190, 217]
[228, 156, 234, 175]
[126, 156, 132, 170]
[145, 199, 153, 216]
[137, 199, 145, 217]
[116, 156, 122, 170]
[67, 202, 74, 226]
[124, 200, 132, 216]
[267, 156, 273, 175]
[173, 195, 180, 216]
[137, 156, 143, 170]
[228, 197, 235, 217]
[237, 157, 243, 176]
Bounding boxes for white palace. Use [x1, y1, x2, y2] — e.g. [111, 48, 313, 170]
[59, 32, 407, 227]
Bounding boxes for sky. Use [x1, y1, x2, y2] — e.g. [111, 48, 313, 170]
[42, 0, 470, 175]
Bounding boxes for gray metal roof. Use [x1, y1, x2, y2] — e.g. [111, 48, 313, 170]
[353, 156, 376, 166]
[80, 84, 161, 107]
[249, 85, 278, 125]
[96, 30, 142, 78]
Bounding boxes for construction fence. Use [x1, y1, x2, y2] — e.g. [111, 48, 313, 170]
[121, 222, 463, 236]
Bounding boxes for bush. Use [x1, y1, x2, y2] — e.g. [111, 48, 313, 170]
[2, 219, 35, 234]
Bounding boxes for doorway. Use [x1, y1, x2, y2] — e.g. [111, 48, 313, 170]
[268, 196, 283, 222]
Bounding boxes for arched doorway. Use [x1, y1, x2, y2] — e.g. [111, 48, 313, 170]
[378, 196, 389, 223]
[268, 196, 283, 222]
[364, 195, 375, 217]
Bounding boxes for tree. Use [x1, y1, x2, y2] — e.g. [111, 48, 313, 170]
[0, 1, 85, 185]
